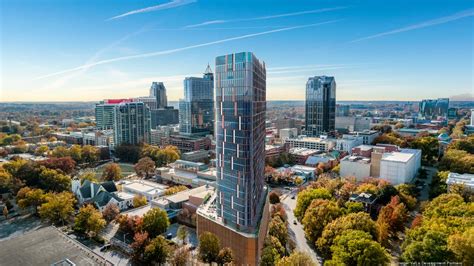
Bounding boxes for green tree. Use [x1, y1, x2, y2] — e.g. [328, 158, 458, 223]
[52, 146, 69, 158]
[439, 148, 474, 174]
[116, 144, 142, 163]
[268, 215, 288, 248]
[69, 145, 82, 162]
[276, 252, 316, 266]
[448, 227, 474, 264]
[81, 145, 99, 164]
[39, 191, 76, 225]
[199, 232, 220, 263]
[38, 166, 71, 192]
[317, 212, 378, 258]
[410, 136, 439, 164]
[134, 156, 156, 178]
[143, 236, 170, 264]
[132, 195, 147, 208]
[343, 201, 364, 214]
[302, 199, 341, 243]
[35, 145, 49, 156]
[325, 230, 390, 266]
[142, 208, 170, 238]
[79, 171, 98, 184]
[16, 187, 46, 213]
[74, 204, 106, 237]
[294, 187, 331, 220]
[101, 163, 122, 181]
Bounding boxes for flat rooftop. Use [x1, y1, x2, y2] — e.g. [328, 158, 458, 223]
[0, 226, 111, 266]
[381, 152, 414, 163]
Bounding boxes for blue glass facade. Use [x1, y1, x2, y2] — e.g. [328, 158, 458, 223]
[179, 66, 214, 135]
[305, 76, 336, 137]
[215, 52, 266, 233]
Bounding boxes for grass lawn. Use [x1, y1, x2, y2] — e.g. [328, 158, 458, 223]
[94, 162, 135, 179]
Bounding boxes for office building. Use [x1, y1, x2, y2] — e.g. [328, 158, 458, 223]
[348, 130, 380, 145]
[335, 116, 371, 133]
[179, 65, 214, 135]
[149, 82, 168, 109]
[162, 134, 211, 153]
[95, 99, 128, 130]
[447, 107, 458, 120]
[419, 98, 449, 119]
[340, 144, 421, 185]
[197, 52, 270, 265]
[305, 76, 336, 137]
[471, 109, 474, 126]
[283, 136, 335, 151]
[151, 108, 179, 127]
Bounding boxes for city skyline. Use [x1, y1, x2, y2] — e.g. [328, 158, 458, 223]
[1, 0, 473, 102]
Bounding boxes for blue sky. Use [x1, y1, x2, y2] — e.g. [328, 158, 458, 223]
[1, 0, 473, 102]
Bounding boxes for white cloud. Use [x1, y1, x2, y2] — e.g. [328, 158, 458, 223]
[350, 8, 474, 43]
[108, 0, 197, 21]
[35, 20, 341, 80]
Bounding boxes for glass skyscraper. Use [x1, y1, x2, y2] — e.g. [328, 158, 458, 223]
[179, 65, 214, 135]
[149, 82, 168, 109]
[305, 76, 336, 137]
[215, 52, 267, 233]
[114, 102, 151, 145]
[419, 98, 449, 119]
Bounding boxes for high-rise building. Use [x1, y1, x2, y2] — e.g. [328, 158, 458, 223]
[149, 82, 168, 109]
[95, 99, 151, 146]
[305, 76, 336, 137]
[197, 52, 270, 265]
[471, 109, 474, 126]
[179, 65, 214, 135]
[114, 102, 151, 145]
[419, 98, 449, 119]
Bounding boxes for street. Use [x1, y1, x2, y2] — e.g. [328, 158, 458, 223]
[281, 189, 322, 265]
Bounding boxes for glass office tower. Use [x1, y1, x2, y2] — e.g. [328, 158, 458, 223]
[114, 102, 151, 145]
[149, 82, 168, 109]
[179, 65, 214, 135]
[215, 52, 266, 232]
[305, 76, 336, 137]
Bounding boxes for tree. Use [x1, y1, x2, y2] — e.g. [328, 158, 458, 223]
[439, 148, 474, 174]
[74, 204, 106, 237]
[316, 212, 378, 258]
[102, 163, 122, 181]
[102, 203, 120, 222]
[343, 201, 364, 214]
[276, 252, 316, 266]
[268, 215, 288, 248]
[133, 195, 147, 208]
[39, 191, 76, 225]
[134, 157, 156, 178]
[81, 145, 99, 164]
[294, 187, 331, 220]
[177, 225, 188, 244]
[376, 196, 408, 238]
[52, 146, 69, 158]
[164, 185, 188, 196]
[131, 231, 150, 262]
[199, 232, 220, 263]
[116, 144, 142, 163]
[217, 247, 234, 265]
[448, 227, 474, 264]
[35, 145, 49, 156]
[16, 187, 45, 213]
[172, 246, 190, 266]
[69, 145, 82, 162]
[410, 136, 439, 164]
[79, 171, 98, 184]
[0, 167, 13, 193]
[271, 203, 287, 222]
[269, 191, 280, 204]
[302, 199, 341, 243]
[39, 156, 76, 175]
[117, 214, 143, 235]
[38, 166, 71, 192]
[143, 236, 170, 264]
[142, 208, 170, 238]
[325, 230, 390, 266]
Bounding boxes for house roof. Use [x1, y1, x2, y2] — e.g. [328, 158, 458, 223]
[100, 181, 117, 193]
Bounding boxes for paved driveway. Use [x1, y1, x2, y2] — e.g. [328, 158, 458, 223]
[281, 189, 322, 265]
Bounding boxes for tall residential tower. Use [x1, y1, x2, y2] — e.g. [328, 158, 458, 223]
[305, 76, 336, 137]
[197, 52, 270, 265]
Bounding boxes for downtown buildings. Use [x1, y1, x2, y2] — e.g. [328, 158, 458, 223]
[305, 76, 336, 137]
[419, 98, 449, 120]
[179, 65, 214, 136]
[197, 52, 270, 265]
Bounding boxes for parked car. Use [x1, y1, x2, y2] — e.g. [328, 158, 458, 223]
[293, 220, 297, 225]
[166, 233, 173, 240]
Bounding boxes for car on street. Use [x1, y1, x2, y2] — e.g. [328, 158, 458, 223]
[166, 233, 173, 240]
[293, 220, 297, 225]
